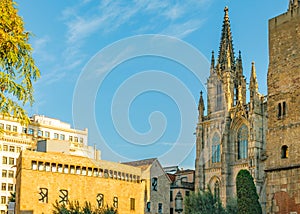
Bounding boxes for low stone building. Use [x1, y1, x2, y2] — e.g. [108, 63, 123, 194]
[124, 158, 171, 214]
[15, 150, 144, 213]
[166, 167, 195, 214]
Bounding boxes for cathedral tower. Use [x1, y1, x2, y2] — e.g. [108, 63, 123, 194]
[195, 7, 266, 208]
[265, 1, 300, 213]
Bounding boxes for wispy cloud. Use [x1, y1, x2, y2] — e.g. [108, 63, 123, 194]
[62, 0, 212, 44]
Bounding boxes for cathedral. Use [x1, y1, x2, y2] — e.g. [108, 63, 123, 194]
[195, 1, 300, 213]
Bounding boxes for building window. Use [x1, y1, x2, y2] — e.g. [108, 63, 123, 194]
[54, 133, 59, 139]
[12, 126, 17, 132]
[278, 101, 287, 118]
[146, 202, 151, 212]
[16, 147, 21, 153]
[170, 191, 173, 201]
[212, 133, 221, 163]
[186, 191, 190, 196]
[0, 123, 4, 129]
[60, 134, 65, 141]
[69, 136, 73, 141]
[51, 163, 57, 172]
[214, 181, 220, 199]
[281, 145, 288, 159]
[22, 127, 27, 134]
[9, 157, 14, 165]
[45, 131, 50, 138]
[38, 130, 43, 137]
[3, 145, 8, 151]
[2, 157, 7, 165]
[130, 198, 135, 210]
[238, 124, 248, 159]
[9, 146, 15, 152]
[158, 203, 163, 214]
[28, 128, 34, 135]
[8, 170, 14, 178]
[216, 83, 223, 111]
[8, 183, 13, 191]
[2, 170, 7, 178]
[113, 197, 118, 208]
[6, 124, 11, 131]
[1, 196, 6, 204]
[152, 177, 158, 191]
[1, 183, 6, 191]
[74, 137, 78, 142]
[32, 161, 37, 170]
[80, 137, 83, 143]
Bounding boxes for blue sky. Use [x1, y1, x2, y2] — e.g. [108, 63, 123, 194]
[18, 1, 288, 168]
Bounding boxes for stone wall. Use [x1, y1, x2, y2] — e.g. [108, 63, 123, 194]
[266, 6, 300, 213]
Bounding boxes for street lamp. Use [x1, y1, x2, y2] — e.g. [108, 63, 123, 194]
[175, 191, 183, 213]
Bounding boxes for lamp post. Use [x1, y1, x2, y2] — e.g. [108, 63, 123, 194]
[175, 191, 183, 214]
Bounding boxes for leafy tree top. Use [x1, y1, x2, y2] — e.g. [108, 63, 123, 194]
[0, 0, 40, 125]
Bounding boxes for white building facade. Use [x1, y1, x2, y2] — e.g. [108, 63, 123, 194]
[0, 115, 92, 213]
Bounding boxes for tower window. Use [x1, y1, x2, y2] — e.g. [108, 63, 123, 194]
[214, 180, 220, 199]
[281, 145, 288, 159]
[212, 133, 221, 163]
[238, 124, 248, 159]
[278, 101, 287, 118]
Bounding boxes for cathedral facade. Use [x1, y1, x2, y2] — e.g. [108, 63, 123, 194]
[194, 6, 267, 209]
[195, 1, 300, 213]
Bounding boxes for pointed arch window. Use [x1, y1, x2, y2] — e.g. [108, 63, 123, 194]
[238, 124, 248, 159]
[216, 83, 223, 111]
[212, 133, 221, 163]
[214, 180, 220, 199]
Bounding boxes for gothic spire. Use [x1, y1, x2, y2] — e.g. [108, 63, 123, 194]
[218, 6, 235, 71]
[236, 51, 243, 79]
[250, 62, 258, 92]
[198, 91, 205, 121]
[210, 51, 215, 74]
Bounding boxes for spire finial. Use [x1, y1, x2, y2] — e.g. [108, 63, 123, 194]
[224, 6, 229, 21]
[218, 6, 235, 71]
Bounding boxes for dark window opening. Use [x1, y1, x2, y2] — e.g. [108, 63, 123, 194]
[281, 145, 288, 159]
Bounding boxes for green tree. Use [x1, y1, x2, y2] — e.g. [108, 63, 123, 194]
[0, 0, 40, 125]
[184, 187, 226, 214]
[8, 191, 16, 202]
[226, 197, 238, 214]
[52, 200, 118, 214]
[236, 170, 262, 214]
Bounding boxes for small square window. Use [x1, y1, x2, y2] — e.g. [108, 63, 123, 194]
[38, 130, 43, 137]
[0, 123, 4, 129]
[3, 145, 8, 151]
[9, 146, 15, 152]
[74, 137, 78, 142]
[2, 170, 7, 178]
[1, 196, 6, 204]
[8, 183, 13, 191]
[2, 157, 7, 165]
[12, 126, 17, 132]
[45, 131, 50, 138]
[69, 136, 73, 141]
[8, 170, 14, 178]
[54, 133, 59, 139]
[28, 128, 34, 135]
[16, 147, 21, 153]
[6, 124, 11, 131]
[1, 183, 6, 191]
[9, 157, 14, 165]
[60, 134, 65, 141]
